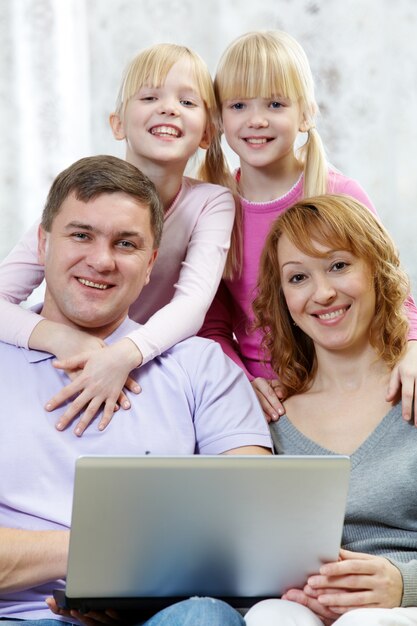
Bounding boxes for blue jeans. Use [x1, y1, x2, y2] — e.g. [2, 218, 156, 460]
[0, 598, 245, 625]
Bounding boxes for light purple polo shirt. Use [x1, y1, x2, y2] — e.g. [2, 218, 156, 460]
[0, 317, 271, 621]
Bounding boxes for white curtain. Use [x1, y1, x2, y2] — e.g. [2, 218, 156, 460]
[0, 0, 91, 256]
[1, 0, 417, 291]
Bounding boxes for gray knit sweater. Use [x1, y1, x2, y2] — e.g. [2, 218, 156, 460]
[270, 402, 417, 606]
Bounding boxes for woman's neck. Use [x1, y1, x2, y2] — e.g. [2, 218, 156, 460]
[238, 155, 303, 202]
[311, 343, 390, 395]
[126, 153, 185, 212]
[284, 344, 394, 455]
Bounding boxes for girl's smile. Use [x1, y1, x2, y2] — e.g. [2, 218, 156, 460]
[111, 58, 209, 169]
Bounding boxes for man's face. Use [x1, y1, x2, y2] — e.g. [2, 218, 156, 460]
[38, 191, 157, 338]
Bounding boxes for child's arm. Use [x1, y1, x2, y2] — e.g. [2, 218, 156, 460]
[0, 222, 136, 432]
[198, 280, 253, 377]
[0, 220, 46, 347]
[199, 281, 284, 420]
[39, 185, 237, 432]
[338, 177, 417, 422]
[123, 186, 237, 364]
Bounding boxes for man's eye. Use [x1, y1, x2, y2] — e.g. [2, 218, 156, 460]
[72, 233, 90, 241]
[117, 240, 136, 249]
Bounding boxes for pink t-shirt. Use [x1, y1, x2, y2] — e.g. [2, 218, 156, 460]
[0, 177, 235, 363]
[199, 170, 417, 379]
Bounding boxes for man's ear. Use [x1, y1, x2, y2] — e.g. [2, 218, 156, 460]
[145, 249, 158, 286]
[109, 112, 126, 140]
[37, 225, 48, 265]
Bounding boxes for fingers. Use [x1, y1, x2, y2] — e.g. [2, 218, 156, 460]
[282, 587, 339, 620]
[53, 355, 88, 372]
[386, 365, 400, 402]
[123, 376, 141, 395]
[45, 379, 83, 413]
[251, 378, 285, 422]
[46, 378, 133, 436]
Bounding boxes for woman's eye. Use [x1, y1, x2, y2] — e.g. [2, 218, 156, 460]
[289, 273, 306, 284]
[331, 261, 348, 272]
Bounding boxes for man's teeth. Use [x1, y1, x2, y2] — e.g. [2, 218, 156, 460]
[317, 308, 346, 320]
[246, 137, 268, 144]
[78, 278, 108, 290]
[151, 126, 180, 137]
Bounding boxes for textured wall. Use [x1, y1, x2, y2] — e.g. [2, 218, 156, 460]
[1, 0, 416, 292]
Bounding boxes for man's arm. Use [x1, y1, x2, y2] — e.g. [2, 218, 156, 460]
[0, 528, 69, 593]
[224, 446, 272, 455]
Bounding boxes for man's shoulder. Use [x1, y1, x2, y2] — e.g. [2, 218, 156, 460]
[147, 335, 242, 386]
[158, 335, 224, 366]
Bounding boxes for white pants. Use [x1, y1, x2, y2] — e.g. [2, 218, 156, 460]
[244, 599, 417, 626]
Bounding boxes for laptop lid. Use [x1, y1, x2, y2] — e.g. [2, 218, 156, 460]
[56, 454, 350, 612]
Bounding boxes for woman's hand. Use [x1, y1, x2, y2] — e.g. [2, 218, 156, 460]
[282, 587, 338, 625]
[387, 340, 417, 424]
[46, 338, 143, 436]
[251, 377, 285, 422]
[304, 549, 403, 614]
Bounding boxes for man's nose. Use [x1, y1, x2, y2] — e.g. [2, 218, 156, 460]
[86, 244, 116, 273]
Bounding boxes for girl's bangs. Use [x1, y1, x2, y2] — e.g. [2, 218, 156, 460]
[121, 46, 215, 112]
[216, 43, 302, 103]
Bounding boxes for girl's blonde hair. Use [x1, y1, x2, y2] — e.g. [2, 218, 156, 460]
[253, 194, 410, 397]
[215, 30, 329, 277]
[115, 44, 237, 261]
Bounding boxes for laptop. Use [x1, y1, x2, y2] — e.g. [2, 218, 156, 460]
[54, 454, 350, 615]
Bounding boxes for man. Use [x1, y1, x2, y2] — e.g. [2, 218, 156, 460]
[0, 156, 271, 626]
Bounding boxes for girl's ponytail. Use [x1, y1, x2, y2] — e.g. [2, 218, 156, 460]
[198, 134, 242, 279]
[298, 127, 328, 197]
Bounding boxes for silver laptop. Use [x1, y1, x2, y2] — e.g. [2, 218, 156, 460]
[54, 455, 350, 615]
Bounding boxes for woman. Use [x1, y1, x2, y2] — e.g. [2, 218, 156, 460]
[248, 194, 417, 625]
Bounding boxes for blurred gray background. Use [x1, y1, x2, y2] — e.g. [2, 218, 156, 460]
[1, 0, 416, 301]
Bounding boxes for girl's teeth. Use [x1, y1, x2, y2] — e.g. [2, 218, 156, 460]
[246, 138, 267, 144]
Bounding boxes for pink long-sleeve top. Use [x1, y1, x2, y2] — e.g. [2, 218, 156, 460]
[199, 169, 417, 380]
[0, 177, 235, 363]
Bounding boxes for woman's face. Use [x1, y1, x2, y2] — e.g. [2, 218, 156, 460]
[278, 234, 376, 355]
